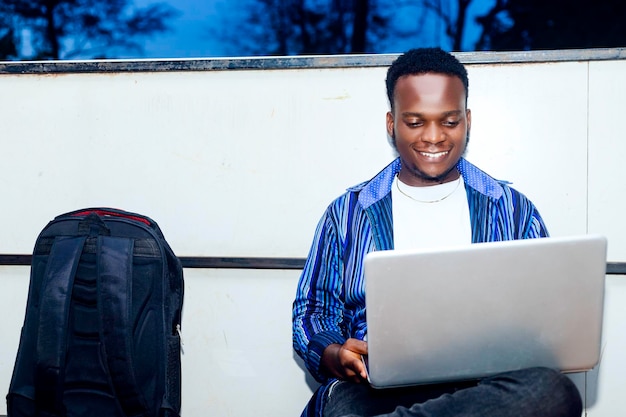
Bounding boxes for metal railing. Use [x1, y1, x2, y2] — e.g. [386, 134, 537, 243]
[1, 254, 625, 274]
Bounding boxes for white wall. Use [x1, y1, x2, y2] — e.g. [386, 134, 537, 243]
[0, 51, 625, 416]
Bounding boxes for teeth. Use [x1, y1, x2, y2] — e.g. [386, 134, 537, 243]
[420, 151, 448, 158]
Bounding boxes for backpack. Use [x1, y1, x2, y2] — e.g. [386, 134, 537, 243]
[6, 208, 184, 417]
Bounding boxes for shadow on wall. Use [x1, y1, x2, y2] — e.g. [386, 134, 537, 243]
[294, 352, 321, 393]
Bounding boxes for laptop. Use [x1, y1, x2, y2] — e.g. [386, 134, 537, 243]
[363, 234, 607, 389]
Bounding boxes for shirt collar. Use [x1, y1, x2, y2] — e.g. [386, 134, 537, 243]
[457, 158, 505, 200]
[354, 157, 504, 209]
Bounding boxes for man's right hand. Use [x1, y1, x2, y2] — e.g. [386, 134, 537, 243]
[321, 338, 368, 383]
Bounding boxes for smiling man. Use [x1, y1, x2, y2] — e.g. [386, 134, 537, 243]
[390, 72, 469, 186]
[292, 48, 582, 417]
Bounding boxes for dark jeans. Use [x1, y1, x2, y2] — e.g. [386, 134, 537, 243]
[323, 367, 582, 417]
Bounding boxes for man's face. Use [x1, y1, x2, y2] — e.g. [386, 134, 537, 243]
[387, 73, 471, 187]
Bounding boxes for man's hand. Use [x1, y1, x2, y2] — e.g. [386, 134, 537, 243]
[321, 338, 368, 382]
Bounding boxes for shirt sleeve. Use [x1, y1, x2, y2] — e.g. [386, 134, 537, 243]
[525, 208, 549, 238]
[502, 184, 550, 239]
[292, 202, 348, 383]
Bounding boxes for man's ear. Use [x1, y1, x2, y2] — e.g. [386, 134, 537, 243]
[466, 108, 472, 134]
[386, 111, 395, 138]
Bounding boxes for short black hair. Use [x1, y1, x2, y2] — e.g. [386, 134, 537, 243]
[385, 47, 469, 109]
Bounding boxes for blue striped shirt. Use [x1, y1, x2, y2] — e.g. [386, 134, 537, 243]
[292, 157, 548, 417]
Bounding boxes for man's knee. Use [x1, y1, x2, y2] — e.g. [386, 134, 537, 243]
[537, 367, 581, 416]
[497, 367, 582, 416]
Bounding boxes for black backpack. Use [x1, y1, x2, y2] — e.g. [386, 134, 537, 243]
[6, 208, 184, 417]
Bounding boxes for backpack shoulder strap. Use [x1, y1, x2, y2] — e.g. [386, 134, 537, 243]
[97, 235, 149, 417]
[35, 235, 86, 415]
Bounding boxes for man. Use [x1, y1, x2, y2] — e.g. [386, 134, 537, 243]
[292, 48, 582, 417]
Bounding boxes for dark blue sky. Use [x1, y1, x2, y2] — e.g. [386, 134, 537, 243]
[135, 0, 496, 59]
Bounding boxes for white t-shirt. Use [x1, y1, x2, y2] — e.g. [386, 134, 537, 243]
[392, 175, 472, 250]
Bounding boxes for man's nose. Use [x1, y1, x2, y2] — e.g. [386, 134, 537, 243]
[421, 122, 443, 143]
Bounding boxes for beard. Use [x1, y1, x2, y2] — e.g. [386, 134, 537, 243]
[402, 161, 460, 184]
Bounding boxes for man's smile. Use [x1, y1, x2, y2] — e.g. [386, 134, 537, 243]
[418, 150, 450, 159]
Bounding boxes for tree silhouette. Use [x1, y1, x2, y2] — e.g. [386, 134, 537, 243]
[476, 0, 626, 50]
[222, 0, 491, 55]
[223, 0, 391, 55]
[221, 0, 626, 56]
[421, 0, 473, 51]
[0, 0, 179, 60]
[0, 27, 17, 60]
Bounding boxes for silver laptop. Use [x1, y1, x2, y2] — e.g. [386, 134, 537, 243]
[363, 234, 607, 388]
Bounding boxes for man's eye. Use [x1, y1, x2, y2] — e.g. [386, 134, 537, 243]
[443, 120, 460, 127]
[406, 120, 423, 127]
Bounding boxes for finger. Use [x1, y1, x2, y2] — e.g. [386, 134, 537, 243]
[343, 367, 364, 383]
[341, 353, 367, 381]
[344, 338, 368, 355]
